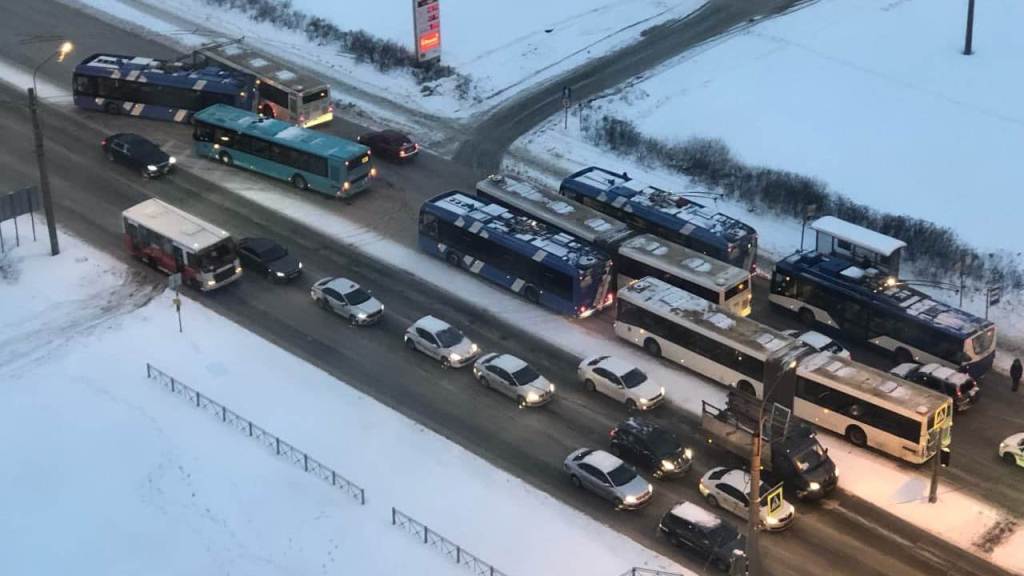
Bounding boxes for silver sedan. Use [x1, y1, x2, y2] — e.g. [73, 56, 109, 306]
[564, 448, 653, 510]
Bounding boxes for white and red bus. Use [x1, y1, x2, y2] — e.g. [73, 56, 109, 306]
[122, 198, 242, 290]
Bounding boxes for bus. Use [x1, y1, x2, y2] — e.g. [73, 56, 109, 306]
[476, 174, 752, 315]
[122, 198, 242, 291]
[614, 276, 802, 399]
[192, 104, 375, 198]
[418, 191, 615, 318]
[73, 53, 253, 123]
[559, 167, 759, 272]
[796, 351, 952, 464]
[195, 42, 333, 127]
[770, 250, 997, 377]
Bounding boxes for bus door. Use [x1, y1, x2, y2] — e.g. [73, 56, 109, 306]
[172, 245, 186, 273]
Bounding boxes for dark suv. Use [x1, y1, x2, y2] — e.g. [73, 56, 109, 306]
[610, 417, 692, 479]
[101, 133, 175, 178]
[660, 501, 746, 572]
[357, 129, 419, 162]
[890, 362, 980, 413]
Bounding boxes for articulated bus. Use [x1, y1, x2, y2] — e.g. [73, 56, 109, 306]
[193, 104, 375, 198]
[559, 167, 759, 272]
[194, 43, 333, 127]
[73, 53, 253, 123]
[122, 198, 241, 291]
[770, 251, 996, 377]
[616, 277, 953, 463]
[418, 191, 615, 318]
[475, 174, 752, 315]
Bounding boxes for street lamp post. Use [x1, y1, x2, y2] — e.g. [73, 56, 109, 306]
[28, 40, 73, 257]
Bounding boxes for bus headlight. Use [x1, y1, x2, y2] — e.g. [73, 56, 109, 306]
[683, 448, 693, 460]
[370, 167, 378, 177]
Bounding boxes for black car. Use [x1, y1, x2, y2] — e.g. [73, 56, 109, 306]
[237, 237, 302, 282]
[101, 133, 175, 178]
[357, 129, 419, 162]
[889, 362, 980, 413]
[610, 417, 692, 478]
[660, 501, 746, 573]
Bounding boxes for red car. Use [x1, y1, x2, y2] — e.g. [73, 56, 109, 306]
[357, 129, 419, 162]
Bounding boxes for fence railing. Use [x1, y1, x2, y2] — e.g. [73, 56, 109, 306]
[145, 363, 366, 505]
[392, 507, 507, 576]
[618, 569, 688, 576]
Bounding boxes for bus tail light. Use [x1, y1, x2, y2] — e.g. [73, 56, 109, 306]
[370, 167, 378, 177]
[604, 292, 615, 306]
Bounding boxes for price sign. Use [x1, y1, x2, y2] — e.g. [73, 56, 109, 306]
[413, 0, 442, 63]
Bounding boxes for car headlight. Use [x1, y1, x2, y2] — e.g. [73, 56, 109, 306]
[1000, 442, 1008, 452]
[639, 397, 649, 404]
[683, 448, 693, 460]
[526, 391, 540, 403]
[624, 495, 638, 504]
[660, 459, 676, 471]
[469, 343, 478, 353]
[449, 353, 462, 362]
[698, 482, 709, 496]
[357, 312, 368, 319]
[147, 164, 158, 172]
[548, 384, 555, 393]
[807, 481, 821, 492]
[168, 156, 176, 164]
[298, 262, 303, 269]
[206, 279, 215, 286]
[766, 516, 780, 525]
[235, 266, 242, 274]
[275, 271, 285, 277]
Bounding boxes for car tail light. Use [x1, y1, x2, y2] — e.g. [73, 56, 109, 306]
[604, 292, 614, 306]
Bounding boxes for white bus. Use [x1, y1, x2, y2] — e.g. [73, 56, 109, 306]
[122, 198, 242, 291]
[476, 175, 752, 315]
[614, 277, 801, 399]
[795, 351, 952, 464]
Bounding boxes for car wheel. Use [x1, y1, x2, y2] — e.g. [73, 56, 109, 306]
[404, 336, 416, 351]
[516, 395, 526, 409]
[643, 338, 661, 358]
[318, 297, 329, 311]
[1003, 453, 1017, 466]
[845, 425, 867, 447]
[613, 498, 624, 509]
[445, 251, 461, 267]
[584, 379, 596, 392]
[479, 376, 489, 388]
[140, 166, 151, 179]
[570, 474, 582, 489]
[626, 399, 638, 411]
[798, 308, 815, 327]
[349, 314, 358, 326]
[706, 494, 719, 509]
[894, 347, 914, 366]
[105, 150, 115, 162]
[440, 357, 451, 369]
[291, 174, 308, 191]
[218, 151, 233, 166]
[104, 102, 120, 115]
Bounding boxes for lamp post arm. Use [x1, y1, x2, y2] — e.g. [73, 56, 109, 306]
[32, 50, 59, 94]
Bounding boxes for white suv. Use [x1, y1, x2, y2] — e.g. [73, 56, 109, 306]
[404, 315, 479, 368]
[578, 355, 664, 411]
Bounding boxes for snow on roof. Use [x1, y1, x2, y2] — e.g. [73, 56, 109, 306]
[122, 198, 229, 252]
[596, 356, 638, 378]
[582, 449, 624, 474]
[797, 331, 834, 350]
[489, 353, 528, 373]
[414, 315, 451, 334]
[670, 501, 722, 529]
[811, 216, 906, 257]
[618, 235, 749, 289]
[325, 277, 359, 293]
[199, 43, 327, 92]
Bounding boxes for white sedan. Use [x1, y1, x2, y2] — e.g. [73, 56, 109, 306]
[578, 355, 664, 411]
[698, 467, 795, 531]
[999, 433, 1024, 468]
[403, 315, 479, 368]
[782, 329, 851, 359]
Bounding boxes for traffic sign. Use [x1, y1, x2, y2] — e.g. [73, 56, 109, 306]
[988, 285, 1002, 306]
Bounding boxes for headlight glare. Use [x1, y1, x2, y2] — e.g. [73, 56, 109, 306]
[526, 392, 540, 403]
[660, 459, 675, 471]
[146, 164, 158, 172]
[683, 448, 693, 460]
[808, 481, 821, 491]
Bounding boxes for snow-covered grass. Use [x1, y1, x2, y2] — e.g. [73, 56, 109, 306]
[0, 223, 687, 575]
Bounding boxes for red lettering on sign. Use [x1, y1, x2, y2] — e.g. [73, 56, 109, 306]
[419, 31, 440, 51]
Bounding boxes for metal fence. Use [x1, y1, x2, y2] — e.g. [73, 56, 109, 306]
[145, 363, 366, 505]
[392, 507, 507, 576]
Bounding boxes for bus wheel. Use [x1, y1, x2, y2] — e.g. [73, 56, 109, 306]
[894, 348, 913, 365]
[291, 174, 308, 190]
[104, 102, 120, 115]
[737, 381, 757, 398]
[798, 308, 815, 327]
[445, 251, 461, 267]
[524, 285, 539, 303]
[643, 338, 661, 358]
[845, 425, 867, 447]
[218, 151, 233, 166]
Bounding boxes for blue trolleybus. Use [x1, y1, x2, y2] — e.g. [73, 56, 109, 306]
[192, 104, 375, 198]
[418, 191, 616, 318]
[559, 167, 758, 272]
[73, 53, 253, 123]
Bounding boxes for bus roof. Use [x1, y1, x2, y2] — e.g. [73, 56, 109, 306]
[811, 216, 906, 257]
[798, 351, 950, 419]
[197, 43, 327, 94]
[122, 198, 230, 252]
[778, 251, 992, 338]
[74, 53, 250, 94]
[561, 166, 756, 244]
[475, 174, 634, 247]
[618, 276, 798, 360]
[423, 191, 611, 273]
[193, 104, 368, 160]
[619, 234, 750, 289]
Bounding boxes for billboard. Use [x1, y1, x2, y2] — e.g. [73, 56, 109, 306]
[413, 0, 441, 63]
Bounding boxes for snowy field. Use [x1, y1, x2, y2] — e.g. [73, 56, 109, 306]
[0, 224, 685, 576]
[71, 0, 706, 119]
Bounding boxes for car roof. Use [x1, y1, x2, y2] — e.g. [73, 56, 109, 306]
[414, 315, 451, 333]
[377, 129, 408, 140]
[114, 133, 156, 147]
[620, 416, 659, 437]
[596, 356, 639, 377]
[580, 449, 624, 474]
[890, 363, 919, 378]
[918, 363, 969, 384]
[241, 237, 278, 251]
[487, 353, 528, 373]
[325, 277, 359, 293]
[669, 502, 722, 528]
[707, 467, 748, 487]
[797, 331, 834, 350]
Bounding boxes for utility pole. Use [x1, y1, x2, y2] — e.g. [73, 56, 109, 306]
[963, 0, 976, 55]
[28, 87, 59, 256]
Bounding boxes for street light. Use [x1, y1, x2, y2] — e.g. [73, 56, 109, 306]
[28, 40, 73, 256]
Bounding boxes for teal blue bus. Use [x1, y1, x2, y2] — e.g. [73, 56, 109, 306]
[192, 104, 376, 198]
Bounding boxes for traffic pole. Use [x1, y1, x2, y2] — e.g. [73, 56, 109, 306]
[963, 0, 976, 55]
[928, 431, 939, 503]
[747, 411, 763, 575]
[27, 87, 59, 256]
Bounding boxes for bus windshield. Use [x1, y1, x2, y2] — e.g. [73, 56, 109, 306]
[197, 240, 237, 272]
[303, 89, 329, 104]
[971, 327, 996, 357]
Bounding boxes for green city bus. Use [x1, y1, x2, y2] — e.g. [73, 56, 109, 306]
[192, 104, 376, 198]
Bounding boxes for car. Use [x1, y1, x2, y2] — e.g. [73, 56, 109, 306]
[101, 133, 175, 178]
[357, 129, 419, 162]
[889, 362, 980, 413]
[310, 277, 383, 326]
[472, 353, 555, 408]
[404, 315, 480, 368]
[237, 237, 302, 282]
[698, 467, 795, 532]
[578, 355, 665, 410]
[563, 448, 654, 510]
[782, 329, 851, 358]
[659, 501, 747, 572]
[610, 417, 693, 479]
[998, 433, 1023, 468]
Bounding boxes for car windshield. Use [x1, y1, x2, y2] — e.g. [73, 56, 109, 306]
[707, 523, 739, 547]
[607, 464, 637, 487]
[792, 442, 826, 472]
[646, 429, 682, 458]
[344, 288, 372, 305]
[511, 365, 540, 386]
[620, 368, 648, 389]
[260, 244, 287, 262]
[197, 240, 237, 272]
[435, 326, 463, 347]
